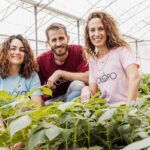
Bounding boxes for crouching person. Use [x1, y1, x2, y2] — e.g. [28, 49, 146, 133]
[37, 23, 89, 105]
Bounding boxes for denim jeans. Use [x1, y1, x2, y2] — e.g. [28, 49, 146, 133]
[45, 80, 85, 105]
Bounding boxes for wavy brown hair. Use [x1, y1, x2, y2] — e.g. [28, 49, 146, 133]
[84, 11, 129, 57]
[0, 34, 38, 78]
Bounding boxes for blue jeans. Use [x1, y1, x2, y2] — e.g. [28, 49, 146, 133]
[66, 80, 85, 102]
[45, 80, 85, 105]
[66, 91, 80, 102]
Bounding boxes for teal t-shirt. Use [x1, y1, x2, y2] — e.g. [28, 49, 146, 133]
[0, 72, 42, 97]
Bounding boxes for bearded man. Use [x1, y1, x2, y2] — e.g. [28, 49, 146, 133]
[37, 23, 89, 104]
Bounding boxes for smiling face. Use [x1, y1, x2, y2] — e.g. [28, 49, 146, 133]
[8, 39, 25, 66]
[48, 28, 69, 57]
[88, 17, 107, 49]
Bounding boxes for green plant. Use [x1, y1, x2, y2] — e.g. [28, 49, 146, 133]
[0, 75, 149, 150]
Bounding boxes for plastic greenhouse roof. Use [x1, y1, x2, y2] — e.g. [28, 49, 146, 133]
[0, 0, 150, 73]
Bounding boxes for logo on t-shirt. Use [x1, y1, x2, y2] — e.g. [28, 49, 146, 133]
[55, 77, 68, 85]
[97, 72, 117, 84]
[10, 84, 27, 97]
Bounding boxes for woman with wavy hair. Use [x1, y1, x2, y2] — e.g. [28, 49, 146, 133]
[0, 34, 44, 106]
[81, 11, 140, 105]
[0, 34, 44, 148]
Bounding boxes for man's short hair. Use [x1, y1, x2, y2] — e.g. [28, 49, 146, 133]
[45, 23, 68, 41]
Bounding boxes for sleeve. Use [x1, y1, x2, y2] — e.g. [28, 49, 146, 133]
[119, 48, 140, 70]
[76, 46, 89, 72]
[0, 77, 2, 90]
[28, 72, 43, 96]
[89, 60, 97, 84]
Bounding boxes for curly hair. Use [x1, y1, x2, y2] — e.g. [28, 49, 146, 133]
[0, 34, 38, 78]
[84, 11, 129, 57]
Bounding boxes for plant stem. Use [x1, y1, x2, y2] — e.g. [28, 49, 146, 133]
[87, 121, 90, 147]
[73, 118, 79, 150]
[106, 123, 111, 150]
[22, 129, 26, 140]
[65, 121, 68, 150]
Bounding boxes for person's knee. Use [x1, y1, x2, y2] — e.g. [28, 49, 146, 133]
[68, 80, 86, 92]
[66, 80, 86, 102]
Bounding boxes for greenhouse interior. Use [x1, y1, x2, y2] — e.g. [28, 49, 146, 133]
[0, 0, 150, 149]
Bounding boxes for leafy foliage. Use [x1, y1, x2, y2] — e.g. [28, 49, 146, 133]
[0, 75, 149, 150]
[139, 74, 150, 97]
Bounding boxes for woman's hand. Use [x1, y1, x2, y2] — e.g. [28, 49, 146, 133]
[81, 86, 91, 103]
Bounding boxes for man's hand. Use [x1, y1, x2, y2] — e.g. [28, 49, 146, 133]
[47, 70, 62, 90]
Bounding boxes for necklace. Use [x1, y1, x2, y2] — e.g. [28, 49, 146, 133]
[96, 51, 110, 72]
[95, 47, 109, 57]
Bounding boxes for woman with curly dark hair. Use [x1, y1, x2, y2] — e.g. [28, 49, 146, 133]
[0, 34, 44, 107]
[0, 34, 44, 148]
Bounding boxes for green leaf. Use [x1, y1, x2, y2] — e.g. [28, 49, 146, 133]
[45, 124, 72, 141]
[61, 128, 72, 141]
[0, 148, 10, 150]
[89, 97, 107, 105]
[0, 90, 15, 102]
[118, 124, 132, 135]
[126, 116, 141, 126]
[76, 148, 88, 150]
[45, 125, 62, 141]
[40, 86, 52, 96]
[29, 122, 51, 136]
[88, 146, 104, 150]
[58, 102, 74, 112]
[9, 115, 32, 137]
[75, 114, 85, 120]
[136, 131, 149, 138]
[77, 146, 103, 150]
[26, 88, 39, 97]
[147, 147, 150, 150]
[84, 109, 91, 118]
[97, 108, 116, 124]
[128, 109, 138, 116]
[28, 130, 46, 150]
[122, 137, 150, 150]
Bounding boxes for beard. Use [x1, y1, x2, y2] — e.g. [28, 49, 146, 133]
[51, 44, 68, 57]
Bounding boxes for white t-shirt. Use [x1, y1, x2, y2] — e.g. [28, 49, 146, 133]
[89, 47, 139, 104]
